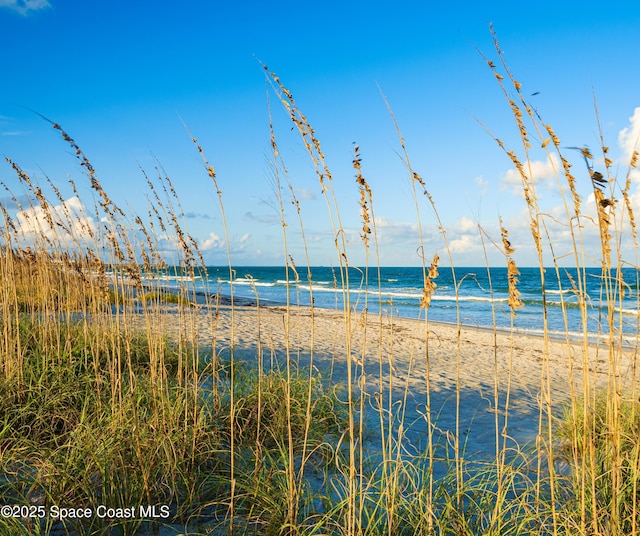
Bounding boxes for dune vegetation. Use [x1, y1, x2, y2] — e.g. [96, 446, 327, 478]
[1, 30, 639, 535]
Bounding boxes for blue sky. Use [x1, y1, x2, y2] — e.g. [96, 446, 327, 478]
[1, 1, 640, 267]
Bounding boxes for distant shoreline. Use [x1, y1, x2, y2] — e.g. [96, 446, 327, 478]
[141, 281, 627, 349]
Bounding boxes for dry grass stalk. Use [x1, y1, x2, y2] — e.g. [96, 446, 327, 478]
[3, 33, 640, 534]
[500, 222, 523, 316]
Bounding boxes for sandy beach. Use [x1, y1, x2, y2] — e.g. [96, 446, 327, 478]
[145, 301, 639, 463]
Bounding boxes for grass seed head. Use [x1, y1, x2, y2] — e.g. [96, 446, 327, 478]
[420, 253, 439, 309]
[507, 258, 523, 315]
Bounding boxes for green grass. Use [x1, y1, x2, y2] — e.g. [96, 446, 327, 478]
[1, 27, 640, 534]
[140, 290, 194, 307]
[0, 317, 213, 531]
[555, 393, 640, 534]
[0, 315, 351, 534]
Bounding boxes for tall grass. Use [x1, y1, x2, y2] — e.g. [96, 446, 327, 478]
[1, 30, 639, 535]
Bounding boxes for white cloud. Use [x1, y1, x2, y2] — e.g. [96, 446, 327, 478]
[627, 190, 640, 216]
[0, 0, 51, 15]
[374, 217, 418, 237]
[618, 107, 640, 184]
[295, 187, 317, 200]
[372, 217, 431, 251]
[449, 234, 477, 254]
[501, 153, 559, 195]
[200, 231, 224, 251]
[474, 175, 489, 196]
[15, 196, 96, 243]
[618, 107, 640, 163]
[488, 108, 640, 265]
[452, 216, 476, 234]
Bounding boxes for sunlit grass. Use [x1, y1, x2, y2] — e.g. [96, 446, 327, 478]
[0, 28, 639, 535]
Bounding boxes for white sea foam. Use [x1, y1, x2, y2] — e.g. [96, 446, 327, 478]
[143, 274, 202, 282]
[233, 279, 275, 287]
[275, 279, 332, 286]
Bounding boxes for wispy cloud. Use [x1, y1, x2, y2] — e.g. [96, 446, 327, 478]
[0, 194, 30, 210]
[244, 211, 279, 224]
[295, 187, 317, 200]
[474, 176, 489, 196]
[372, 217, 424, 251]
[0, 0, 51, 15]
[184, 211, 212, 220]
[0, 115, 23, 136]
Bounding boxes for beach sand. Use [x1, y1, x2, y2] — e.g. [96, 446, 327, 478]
[145, 301, 638, 460]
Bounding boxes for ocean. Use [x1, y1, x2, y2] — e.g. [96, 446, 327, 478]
[143, 265, 640, 341]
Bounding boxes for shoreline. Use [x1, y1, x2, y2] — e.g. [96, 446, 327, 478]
[135, 283, 636, 403]
[167, 282, 634, 350]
